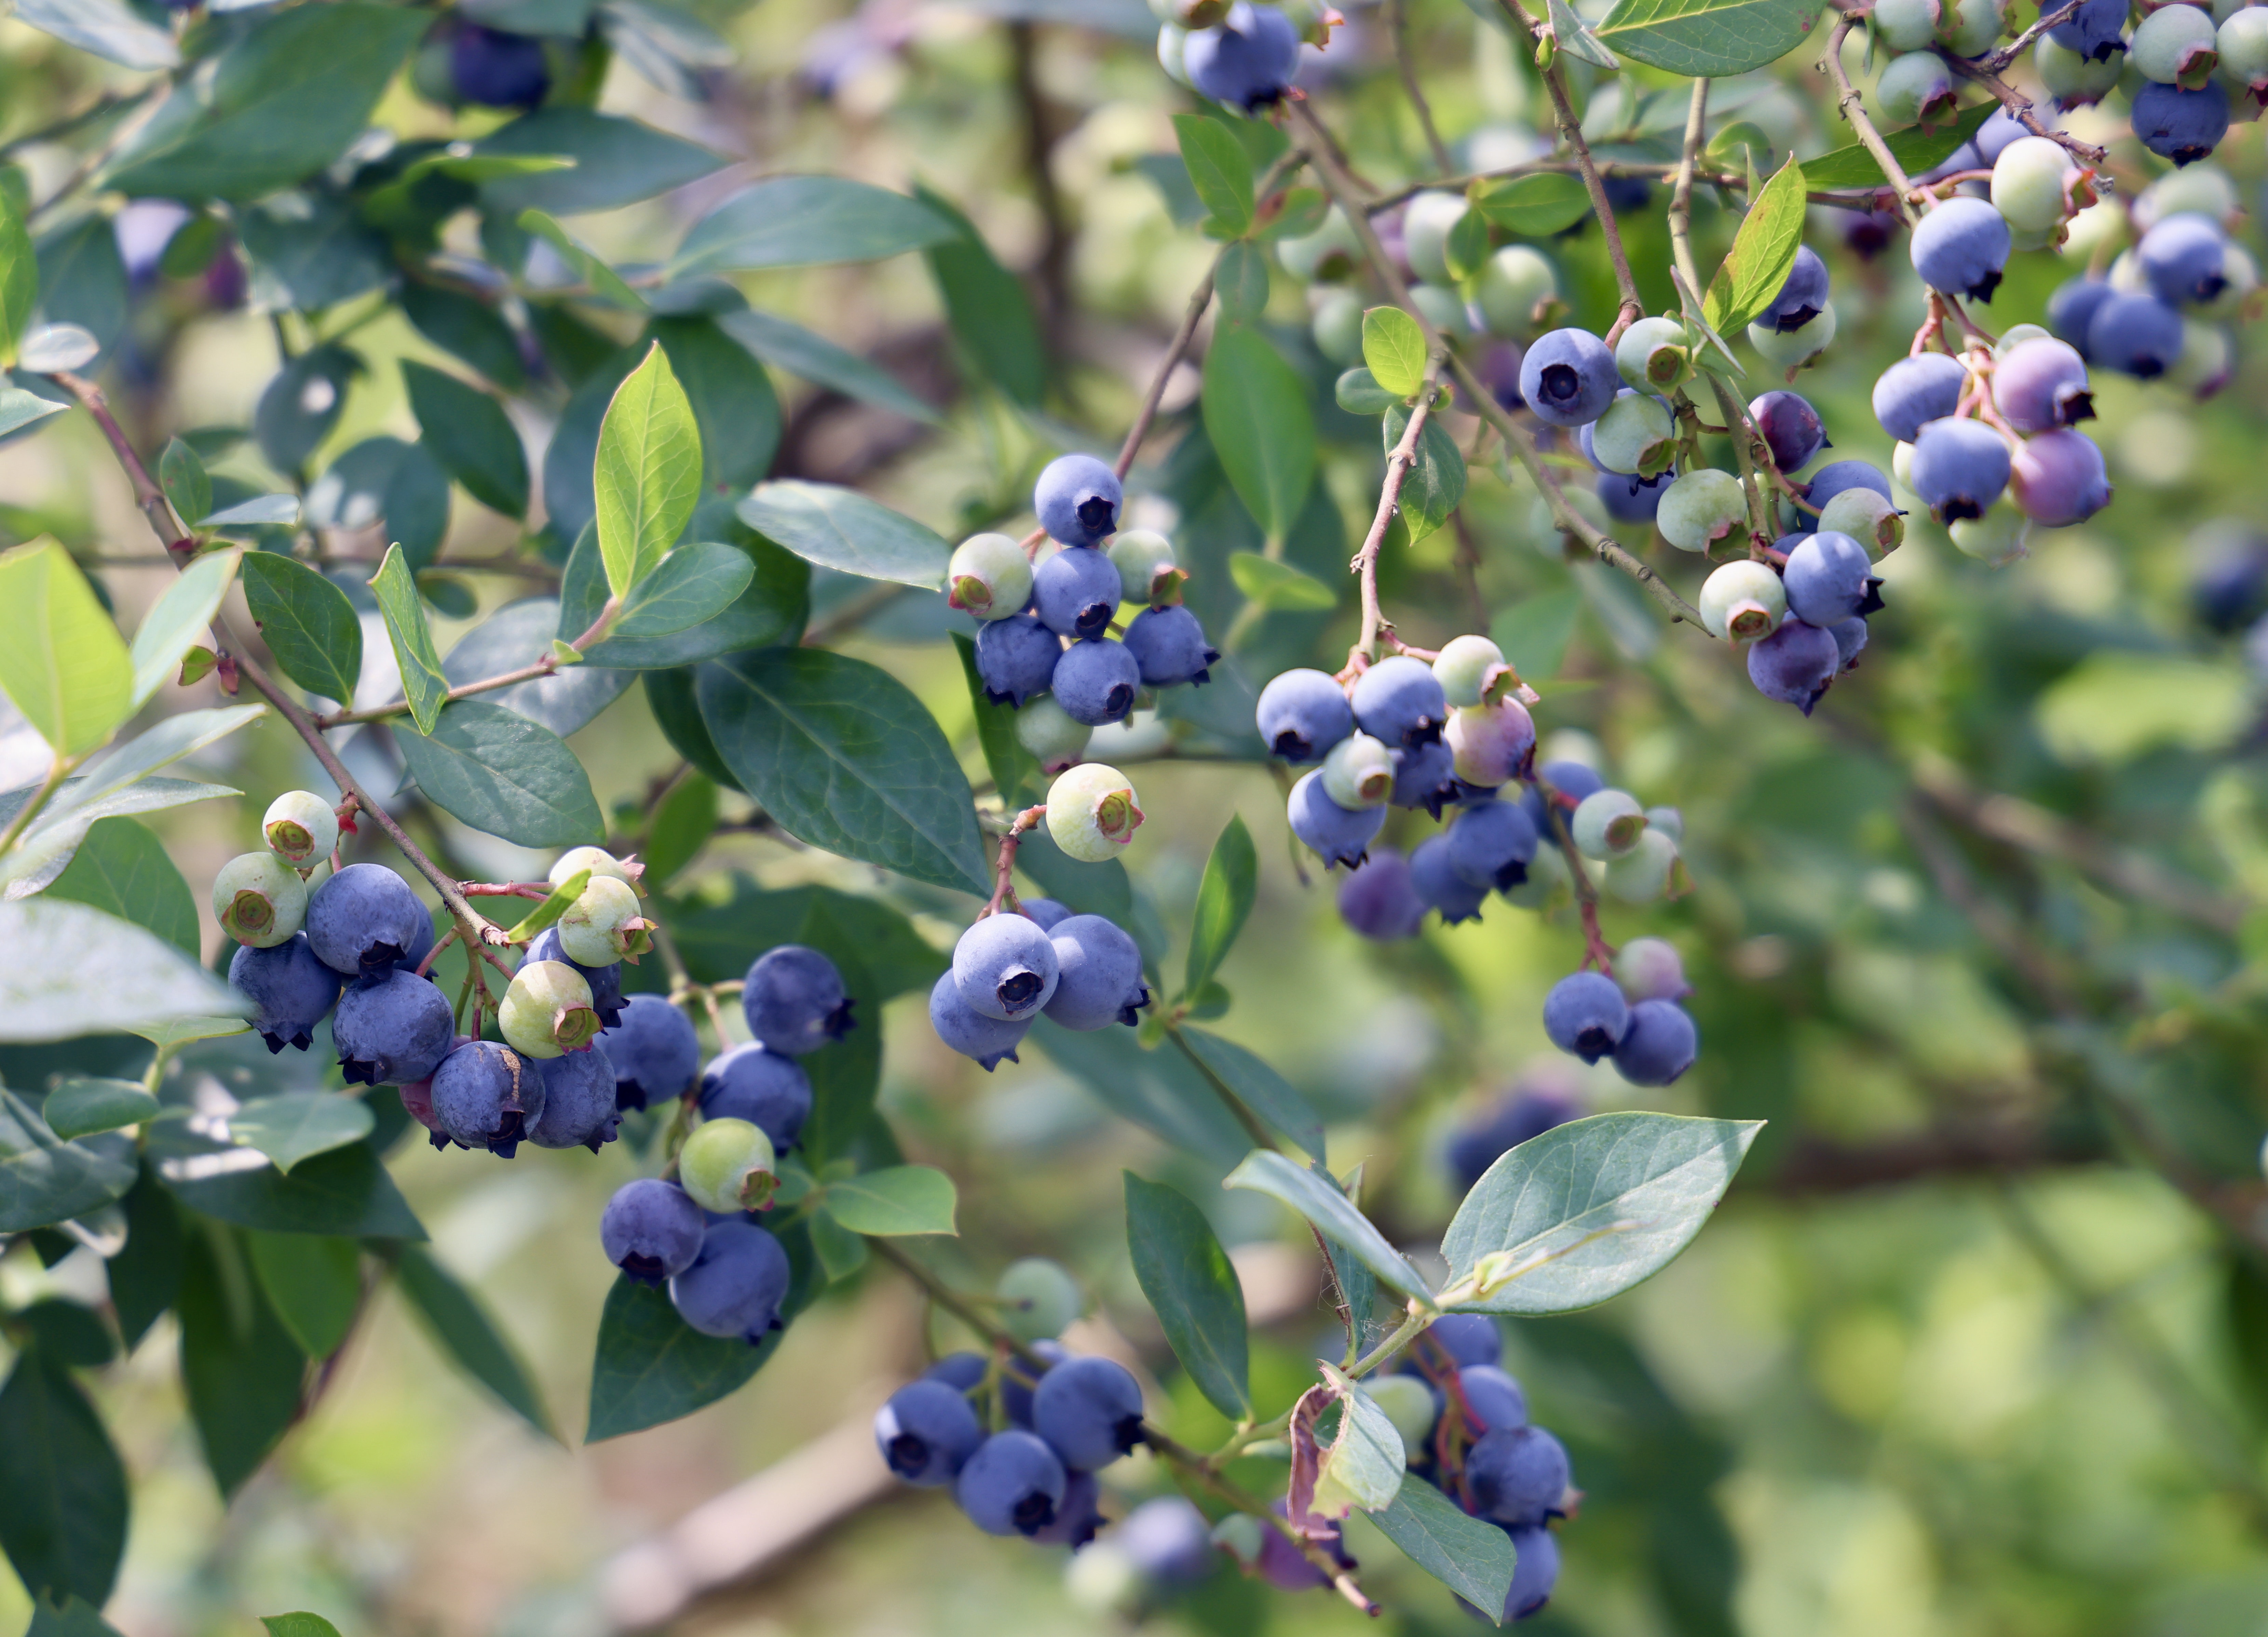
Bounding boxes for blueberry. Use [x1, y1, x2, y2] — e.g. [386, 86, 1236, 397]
[526, 926, 625, 1029]
[1992, 338, 2093, 431]
[1256, 1500, 1354, 1590]
[1336, 849, 1428, 940]
[1844, 207, 1899, 260]
[1909, 197, 2011, 302]
[1871, 352, 1969, 443]
[528, 1044, 622, 1151]
[452, 23, 550, 107]
[1699, 559, 1787, 644]
[1746, 618, 1842, 713]
[1033, 545, 1123, 640]
[1615, 316, 1693, 391]
[1446, 699, 1536, 790]
[669, 1219, 792, 1343]
[1447, 798, 1540, 892]
[1477, 340, 1527, 411]
[1517, 328, 1618, 427]
[925, 1352, 989, 1393]
[1033, 453, 1123, 547]
[1032, 1469, 1105, 1547]
[1032, 1354, 1145, 1470]
[1350, 654, 1447, 748]
[1522, 759, 1603, 840]
[2085, 290, 2185, 378]
[1782, 531, 1883, 625]
[743, 944, 853, 1055]
[2047, 276, 2116, 358]
[1542, 970, 1629, 1062]
[1613, 998, 1699, 1086]
[876, 1378, 984, 1487]
[1830, 616, 1870, 671]
[1323, 732, 1397, 809]
[1047, 763, 1144, 861]
[2134, 2, 2219, 84]
[1002, 1338, 1069, 1424]
[929, 970, 1030, 1070]
[1570, 788, 1648, 859]
[262, 790, 339, 868]
[1052, 638, 1140, 726]
[2132, 79, 2230, 164]
[431, 1039, 543, 1154]
[1749, 389, 1828, 471]
[972, 613, 1062, 707]
[1658, 468, 1747, 554]
[947, 533, 1034, 621]
[1598, 469, 1672, 523]
[1182, 1, 1301, 110]
[1880, 50, 1958, 126]
[1020, 897, 1074, 931]
[1409, 833, 1488, 924]
[1446, 1089, 1581, 1189]
[1582, 391, 1676, 478]
[1458, 1364, 1530, 1434]
[1467, 1424, 1572, 1526]
[2047, 0, 2128, 59]
[1502, 1525, 1561, 1620]
[1761, 244, 1829, 333]
[1116, 1496, 1216, 1586]
[1421, 1313, 1503, 1369]
[2010, 428, 2113, 526]
[597, 992, 701, 1110]
[1974, 106, 2033, 167]
[1910, 417, 2012, 522]
[2139, 213, 2230, 304]
[1121, 604, 1217, 687]
[1288, 770, 1385, 869]
[956, 1429, 1068, 1536]
[1256, 668, 1353, 762]
[1042, 914, 1149, 1030]
[1802, 459, 1892, 514]
[698, 1044, 814, 1148]
[305, 862, 429, 980]
[1614, 936, 1690, 1001]
[1389, 740, 1458, 815]
[954, 912, 1060, 1022]
[332, 967, 454, 1087]
[601, 1178, 706, 1286]
[229, 934, 341, 1053]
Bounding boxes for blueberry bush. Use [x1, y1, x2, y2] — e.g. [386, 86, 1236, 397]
[1, 0, 2267, 1628]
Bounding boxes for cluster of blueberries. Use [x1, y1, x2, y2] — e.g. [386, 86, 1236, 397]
[1540, 938, 1698, 1089]
[956, 454, 1219, 762]
[2050, 190, 2253, 396]
[931, 894, 1153, 1071]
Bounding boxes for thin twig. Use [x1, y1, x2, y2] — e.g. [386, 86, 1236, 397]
[1348, 357, 1447, 665]
[1388, 0, 1456, 176]
[311, 596, 617, 728]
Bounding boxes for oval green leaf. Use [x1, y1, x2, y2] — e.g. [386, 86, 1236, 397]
[1594, 0, 1819, 76]
[240, 549, 363, 707]
[820, 1165, 958, 1236]
[393, 700, 604, 847]
[1125, 1172, 1250, 1418]
[1202, 326, 1316, 546]
[737, 481, 950, 589]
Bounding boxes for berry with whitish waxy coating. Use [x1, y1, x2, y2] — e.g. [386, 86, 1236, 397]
[999, 1257, 1083, 1340]
[1587, 391, 1675, 477]
[1047, 762, 1143, 861]
[1044, 914, 1149, 1028]
[2136, 2, 2219, 84]
[601, 1178, 705, 1286]
[2010, 428, 2113, 525]
[1763, 246, 1830, 334]
[877, 1380, 984, 1487]
[929, 970, 1029, 1070]
[1351, 654, 1447, 748]
[1323, 732, 1396, 809]
[1122, 604, 1217, 686]
[2039, 29, 2125, 102]
[1992, 137, 2096, 235]
[1700, 559, 1787, 643]
[597, 991, 699, 1108]
[954, 913, 1059, 1022]
[947, 533, 1033, 620]
[1400, 190, 1468, 286]
[1784, 531, 1884, 624]
[1873, 0, 1940, 50]
[1020, 897, 1073, 931]
[213, 852, 308, 949]
[1615, 314, 1691, 390]
[1390, 740, 1458, 814]
[1015, 696, 1090, 774]
[2219, 5, 2268, 102]
[743, 945, 851, 1056]
[1408, 283, 1471, 340]
[1615, 936, 1691, 1000]
[956, 1430, 1067, 1536]
[1872, 351, 1968, 443]
[1475, 246, 1559, 338]
[528, 1043, 621, 1151]
[1257, 668, 1353, 763]
[1910, 418, 2012, 522]
[307, 862, 428, 977]
[1448, 797, 1539, 891]
[670, 1219, 791, 1343]
[2133, 79, 2230, 164]
[972, 614, 1060, 707]
[1468, 1424, 1572, 1525]
[1518, 328, 1618, 427]
[1750, 304, 1837, 371]
[527, 927, 623, 1029]
[1034, 1354, 1145, 1469]
[2048, 277, 2115, 357]
[1993, 339, 2093, 432]
[1117, 1495, 1218, 1587]
[1459, 1364, 1530, 1433]
[2048, 0, 2127, 58]
[500, 958, 600, 1060]
[1659, 468, 1747, 553]
[700, 1044, 813, 1148]
[1410, 833, 1487, 923]
[1950, 503, 2033, 564]
[1600, 468, 1673, 523]
[1543, 970, 1629, 1061]
[1878, 50, 1957, 126]
[1433, 633, 1511, 708]
[1360, 1375, 1439, 1456]
[2087, 290, 2185, 377]
[680, 1116, 778, 1213]
[1750, 390, 1827, 472]
[1312, 289, 1364, 363]
[230, 934, 341, 1052]
[1804, 459, 1892, 515]
[1051, 638, 1140, 726]
[1503, 1526, 1561, 1620]
[1107, 529, 1181, 605]
[1748, 618, 1841, 713]
[1613, 998, 1699, 1085]
[557, 874, 645, 967]
[335, 968, 455, 1088]
[1337, 850, 1427, 939]
[263, 791, 338, 867]
[1830, 615, 1870, 670]
[430, 1042, 542, 1154]
[1448, 1089, 1580, 1186]
[1447, 698, 1537, 788]
[1033, 453, 1122, 547]
[1937, 0, 2006, 53]
[1289, 769, 1385, 868]
[1033, 545, 1123, 640]
[1648, 805, 1684, 842]
[2140, 214, 2230, 304]
[550, 846, 640, 893]
[1032, 1471, 1103, 1548]
[1572, 789, 1647, 859]
[1911, 198, 2011, 302]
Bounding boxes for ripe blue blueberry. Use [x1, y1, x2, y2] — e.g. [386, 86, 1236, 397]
[1517, 328, 1619, 427]
[972, 614, 1062, 707]
[306, 862, 430, 980]
[1447, 797, 1540, 892]
[926, 1352, 989, 1392]
[2010, 428, 2113, 526]
[527, 926, 625, 1029]
[2139, 213, 2230, 304]
[2047, 276, 2116, 358]
[1116, 1496, 1217, 1587]
[1910, 197, 2012, 302]
[699, 1044, 814, 1149]
[1802, 460, 1892, 517]
[954, 912, 1060, 1022]
[956, 1429, 1069, 1536]
[2132, 79, 2230, 164]
[1043, 913, 1150, 1029]
[598, 992, 702, 1110]
[2047, 0, 2129, 60]
[1782, 531, 1883, 625]
[1337, 850, 1428, 940]
[1288, 769, 1385, 868]
[1020, 897, 1073, 931]
[333, 968, 454, 1088]
[1458, 1364, 1530, 1434]
[452, 24, 550, 107]
[1122, 604, 1218, 687]
[1871, 352, 1968, 442]
[1350, 654, 1448, 748]
[670, 1219, 792, 1343]
[1747, 618, 1842, 713]
[431, 1039, 544, 1155]
[1502, 1526, 1561, 1620]
[601, 1179, 706, 1286]
[1761, 245, 1830, 333]
[1612, 998, 1699, 1086]
[1992, 338, 2093, 431]
[1468, 1424, 1572, 1526]
[1409, 833, 1487, 923]
[876, 1379, 984, 1487]
[1831, 616, 1870, 670]
[1749, 390, 1828, 472]
[1910, 417, 2012, 522]
[1598, 469, 1672, 523]
[1182, 1, 1301, 110]
[529, 1043, 622, 1151]
[1390, 740, 1459, 815]
[743, 944, 852, 1055]
[1033, 1470, 1104, 1547]
[928, 970, 1029, 1070]
[229, 934, 341, 1053]
[1033, 1354, 1146, 1470]
[2085, 290, 2185, 378]
[1258, 668, 1354, 763]
[1542, 970, 1629, 1063]
[1052, 637, 1141, 726]
[1446, 1089, 1581, 1190]
[1034, 453, 1123, 547]
[1033, 545, 1123, 640]
[1002, 1338, 1068, 1427]
[1420, 1313, 1503, 1369]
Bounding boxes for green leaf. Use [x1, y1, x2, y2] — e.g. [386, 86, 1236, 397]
[394, 700, 604, 848]
[1440, 1112, 1763, 1314]
[0, 1353, 127, 1607]
[401, 361, 530, 520]
[110, 1174, 181, 1352]
[0, 385, 66, 440]
[307, 437, 450, 570]
[695, 648, 990, 896]
[1702, 158, 1809, 338]
[12, 0, 176, 68]
[737, 481, 951, 590]
[1313, 1364, 1406, 1513]
[1031, 1017, 1249, 1170]
[128, 546, 236, 709]
[177, 1225, 304, 1497]
[400, 282, 526, 391]
[1595, 0, 1819, 76]
[147, 1116, 423, 1239]
[808, 1208, 869, 1282]
[558, 526, 809, 671]
[820, 1165, 958, 1236]
[28, 1594, 131, 1637]
[716, 308, 939, 425]
[31, 217, 125, 366]
[1361, 306, 1428, 398]
[586, 1272, 784, 1441]
[647, 316, 782, 492]
[1, 777, 240, 899]
[1798, 101, 1997, 190]
[1381, 408, 1468, 551]
[41, 1079, 160, 1141]
[251, 345, 357, 477]
[1185, 814, 1256, 995]
[389, 1242, 557, 1441]
[1548, 0, 1622, 64]
[0, 899, 248, 1045]
[245, 1231, 361, 1358]
[517, 208, 649, 310]
[1228, 552, 1336, 612]
[1369, 1473, 1520, 1615]
[1490, 587, 1583, 683]
[1445, 206, 1494, 285]
[0, 180, 35, 370]
[1174, 1027, 1325, 1161]
[0, 1090, 137, 1232]
[1201, 326, 1315, 546]
[1224, 1150, 1433, 1300]
[440, 600, 626, 739]
[595, 341, 701, 599]
[1171, 114, 1256, 235]
[369, 544, 450, 735]
[17, 705, 263, 847]
[237, 196, 390, 313]
[1215, 240, 1271, 324]
[915, 184, 1048, 409]
[475, 109, 721, 216]
[43, 817, 197, 957]
[660, 880, 943, 1003]
[1124, 1172, 1250, 1418]
[952, 630, 1044, 810]
[669, 176, 955, 277]
[14, 1301, 112, 1368]
[260, 1616, 344, 1637]
[123, 1017, 250, 1053]
[229, 1094, 375, 1175]
[1334, 368, 1402, 415]
[240, 549, 363, 708]
[0, 541, 132, 758]
[103, 4, 428, 200]
[1473, 173, 1594, 237]
[642, 775, 717, 890]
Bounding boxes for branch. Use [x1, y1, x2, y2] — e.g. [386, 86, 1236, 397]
[1007, 20, 1074, 353]
[1388, 0, 1456, 176]
[1819, 16, 1923, 229]
[310, 596, 617, 729]
[49, 372, 193, 556]
[1348, 356, 1448, 663]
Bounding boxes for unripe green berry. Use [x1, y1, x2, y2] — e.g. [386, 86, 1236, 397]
[2036, 32, 2124, 104]
[1432, 633, 1511, 708]
[2135, 2, 2219, 86]
[1604, 827, 1678, 902]
[1107, 528, 1182, 605]
[1699, 559, 1787, 642]
[1658, 468, 1748, 553]
[1157, 23, 1190, 85]
[262, 790, 338, 868]
[1936, 0, 2006, 57]
[1748, 304, 1836, 373]
[1948, 503, 2031, 565]
[1877, 51, 1958, 127]
[1500, 835, 1571, 908]
[1323, 732, 1396, 809]
[1277, 204, 1364, 282]
[213, 852, 308, 948]
[2135, 164, 2237, 232]
[1360, 1374, 1441, 1457]
[1590, 392, 1676, 477]
[1015, 696, 1092, 773]
[2219, 6, 2268, 100]
[996, 1256, 1083, 1340]
[1995, 323, 2055, 355]
[948, 532, 1034, 621]
[1572, 788, 1647, 860]
[1400, 191, 1469, 287]
[551, 845, 639, 894]
[1614, 935, 1691, 999]
[558, 874, 646, 967]
[1064, 1541, 1145, 1618]
[1312, 288, 1364, 364]
[1645, 805, 1684, 843]
[1047, 763, 1143, 862]
[2170, 318, 2234, 397]
[1816, 487, 1906, 559]
[1407, 282, 1472, 338]
[1614, 315, 1692, 391]
[500, 958, 601, 1058]
[1992, 135, 2095, 233]
[1475, 246, 1559, 337]
[680, 1116, 779, 1213]
[1873, 0, 1941, 50]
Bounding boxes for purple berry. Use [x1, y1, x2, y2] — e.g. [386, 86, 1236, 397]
[1337, 849, 1427, 940]
[875, 1379, 984, 1486]
[1349, 654, 1447, 748]
[229, 933, 341, 1053]
[528, 1042, 622, 1151]
[1910, 417, 2012, 522]
[332, 967, 454, 1088]
[1121, 604, 1218, 686]
[1410, 834, 1488, 924]
[1802, 460, 1891, 514]
[1747, 618, 1841, 713]
[953, 912, 1059, 1022]
[2010, 428, 2112, 526]
[431, 1039, 543, 1155]
[452, 24, 550, 107]
[2132, 79, 2229, 165]
[1782, 531, 1883, 625]
[1542, 970, 1628, 1063]
[1051, 637, 1140, 726]
[743, 945, 852, 1055]
[955, 1430, 1067, 1536]
[1749, 389, 1828, 471]
[1032, 1354, 1145, 1470]
[1517, 328, 1618, 427]
[699, 1044, 814, 1149]
[928, 970, 1030, 1071]
[2085, 290, 2185, 379]
[2047, 0, 2128, 60]
[1183, 1, 1302, 110]
[2047, 277, 2115, 358]
[973, 614, 1061, 707]
[1612, 998, 1698, 1086]
[1871, 352, 1969, 443]
[1992, 338, 2093, 431]
[1033, 453, 1122, 547]
[1043, 913, 1150, 1029]
[1503, 1526, 1561, 1619]
[1910, 197, 2011, 302]
[1467, 1424, 1571, 1526]
[305, 862, 430, 980]
[1761, 245, 1829, 332]
[1389, 740, 1459, 815]
[1257, 668, 1354, 763]
[601, 1179, 705, 1286]
[1033, 545, 1122, 640]
[1446, 797, 1539, 892]
[2138, 213, 2229, 304]
[597, 992, 701, 1110]
[669, 1219, 791, 1343]
[1288, 769, 1385, 868]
